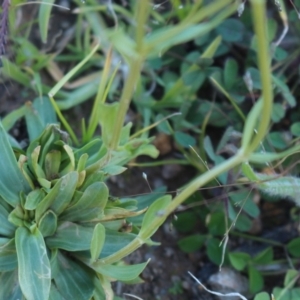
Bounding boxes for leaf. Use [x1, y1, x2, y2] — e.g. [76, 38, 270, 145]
[90, 223, 106, 262]
[224, 58, 238, 89]
[60, 182, 108, 222]
[0, 238, 18, 271]
[35, 171, 78, 222]
[46, 222, 94, 251]
[38, 0, 55, 43]
[0, 202, 16, 237]
[38, 210, 58, 237]
[207, 238, 223, 265]
[290, 122, 300, 137]
[272, 75, 296, 107]
[15, 226, 51, 300]
[178, 234, 206, 253]
[174, 131, 196, 147]
[93, 261, 149, 281]
[98, 102, 120, 149]
[25, 189, 46, 210]
[54, 251, 95, 300]
[139, 195, 172, 239]
[0, 270, 23, 300]
[248, 266, 263, 294]
[253, 247, 273, 264]
[216, 18, 245, 42]
[284, 269, 299, 287]
[0, 121, 31, 206]
[254, 292, 270, 300]
[229, 252, 250, 271]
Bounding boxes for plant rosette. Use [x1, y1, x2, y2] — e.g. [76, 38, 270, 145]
[0, 122, 170, 300]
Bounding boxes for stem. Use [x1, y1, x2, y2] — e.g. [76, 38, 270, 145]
[109, 0, 150, 150]
[247, 0, 273, 153]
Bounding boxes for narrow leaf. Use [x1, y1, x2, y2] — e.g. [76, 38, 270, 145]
[0, 121, 31, 206]
[90, 223, 105, 262]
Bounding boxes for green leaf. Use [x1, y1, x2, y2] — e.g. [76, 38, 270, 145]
[49, 284, 66, 300]
[271, 103, 285, 123]
[0, 270, 23, 299]
[90, 223, 106, 262]
[254, 292, 270, 300]
[206, 238, 223, 265]
[35, 171, 78, 222]
[25, 189, 46, 210]
[98, 102, 120, 148]
[0, 238, 18, 271]
[100, 230, 137, 258]
[38, 210, 58, 237]
[54, 251, 95, 300]
[224, 58, 238, 89]
[174, 131, 196, 147]
[272, 75, 296, 107]
[249, 266, 264, 294]
[284, 269, 299, 287]
[290, 122, 300, 137]
[0, 122, 31, 206]
[216, 18, 245, 42]
[0, 202, 16, 236]
[178, 234, 206, 253]
[253, 247, 273, 264]
[229, 252, 250, 271]
[60, 182, 108, 222]
[93, 261, 149, 281]
[139, 195, 172, 239]
[38, 0, 55, 43]
[16, 226, 51, 300]
[46, 222, 94, 251]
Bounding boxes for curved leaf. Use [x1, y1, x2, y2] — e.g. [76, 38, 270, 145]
[0, 269, 23, 300]
[38, 0, 55, 43]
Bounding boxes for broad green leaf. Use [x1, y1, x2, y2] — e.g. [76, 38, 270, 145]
[49, 284, 66, 300]
[139, 195, 172, 239]
[16, 226, 51, 300]
[0, 121, 31, 206]
[290, 122, 300, 137]
[35, 171, 78, 222]
[216, 18, 245, 42]
[93, 261, 149, 281]
[248, 266, 263, 294]
[90, 223, 106, 262]
[38, 0, 55, 43]
[61, 182, 108, 222]
[284, 270, 299, 287]
[0, 270, 23, 300]
[38, 210, 58, 237]
[229, 252, 250, 271]
[253, 247, 273, 264]
[254, 292, 270, 300]
[206, 238, 223, 265]
[54, 251, 95, 300]
[178, 234, 206, 253]
[0, 238, 17, 271]
[25, 189, 46, 210]
[46, 222, 94, 251]
[33, 96, 57, 125]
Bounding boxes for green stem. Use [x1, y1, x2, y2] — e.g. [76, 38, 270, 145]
[247, 0, 273, 153]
